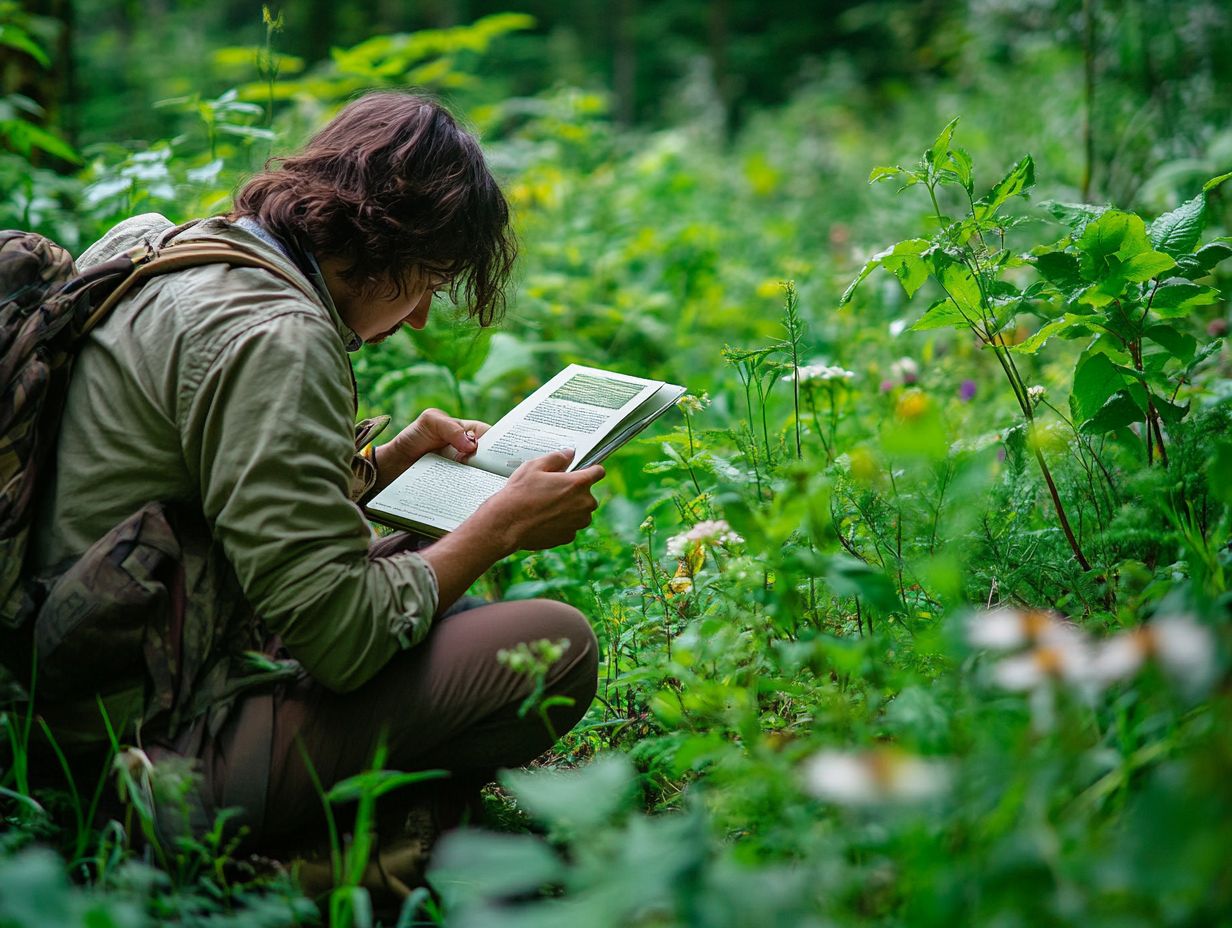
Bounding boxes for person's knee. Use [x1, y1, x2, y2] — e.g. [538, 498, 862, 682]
[531, 599, 598, 701]
[535, 599, 596, 663]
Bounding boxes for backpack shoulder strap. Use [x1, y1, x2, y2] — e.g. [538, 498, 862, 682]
[82, 238, 322, 336]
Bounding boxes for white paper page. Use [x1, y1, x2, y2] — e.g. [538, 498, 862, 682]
[367, 453, 507, 534]
[469, 364, 661, 477]
[579, 382, 687, 467]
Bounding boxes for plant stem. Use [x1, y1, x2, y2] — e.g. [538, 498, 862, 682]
[741, 376, 764, 499]
[1034, 446, 1092, 571]
[806, 388, 832, 461]
[756, 376, 774, 467]
[683, 413, 703, 496]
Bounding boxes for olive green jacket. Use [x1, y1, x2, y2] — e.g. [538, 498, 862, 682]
[30, 214, 438, 734]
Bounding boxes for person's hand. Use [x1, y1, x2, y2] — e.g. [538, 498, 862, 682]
[383, 408, 491, 473]
[474, 448, 605, 553]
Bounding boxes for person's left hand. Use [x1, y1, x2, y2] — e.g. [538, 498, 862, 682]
[372, 409, 491, 491]
[389, 408, 492, 467]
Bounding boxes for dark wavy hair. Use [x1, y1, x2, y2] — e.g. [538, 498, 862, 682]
[230, 91, 516, 325]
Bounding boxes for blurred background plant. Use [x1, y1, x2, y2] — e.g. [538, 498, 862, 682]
[2, 1, 1230, 925]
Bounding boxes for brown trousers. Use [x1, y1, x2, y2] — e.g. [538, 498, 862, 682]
[183, 595, 598, 850]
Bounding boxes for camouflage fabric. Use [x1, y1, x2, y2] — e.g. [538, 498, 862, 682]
[0, 231, 149, 694]
[33, 500, 299, 737]
[2, 231, 86, 637]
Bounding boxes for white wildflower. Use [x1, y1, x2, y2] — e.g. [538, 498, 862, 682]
[1027, 385, 1047, 405]
[966, 606, 1061, 650]
[1089, 614, 1215, 690]
[889, 356, 919, 384]
[989, 623, 1090, 691]
[802, 748, 950, 805]
[991, 652, 1050, 691]
[665, 519, 745, 558]
[1086, 632, 1146, 686]
[675, 392, 710, 414]
[784, 363, 856, 384]
[1151, 614, 1214, 681]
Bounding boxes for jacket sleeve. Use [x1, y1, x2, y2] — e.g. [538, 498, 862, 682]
[178, 300, 438, 693]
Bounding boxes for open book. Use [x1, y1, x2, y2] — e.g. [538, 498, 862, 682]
[365, 364, 686, 537]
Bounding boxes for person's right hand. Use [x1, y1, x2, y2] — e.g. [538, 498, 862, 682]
[475, 448, 605, 553]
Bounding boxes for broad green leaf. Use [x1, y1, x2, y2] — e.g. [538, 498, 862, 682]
[987, 281, 1025, 330]
[1010, 314, 1089, 354]
[1194, 241, 1232, 272]
[823, 555, 902, 614]
[1203, 171, 1232, 193]
[1071, 352, 1127, 422]
[931, 254, 983, 318]
[1032, 251, 1084, 292]
[451, 325, 496, 380]
[869, 165, 903, 184]
[925, 117, 960, 166]
[839, 238, 929, 305]
[0, 25, 50, 67]
[0, 119, 80, 163]
[1120, 250, 1177, 282]
[1150, 392, 1190, 424]
[1150, 281, 1219, 318]
[1044, 200, 1106, 230]
[884, 253, 929, 297]
[1077, 284, 1120, 309]
[946, 146, 974, 193]
[974, 155, 1035, 219]
[1208, 441, 1232, 505]
[1185, 337, 1223, 375]
[502, 755, 636, 831]
[1080, 389, 1145, 435]
[428, 831, 563, 911]
[1143, 323, 1196, 362]
[911, 298, 971, 331]
[1147, 194, 1205, 257]
[1079, 249, 1176, 306]
[1076, 210, 1151, 280]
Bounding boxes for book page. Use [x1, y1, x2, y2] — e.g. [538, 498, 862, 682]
[578, 382, 687, 467]
[366, 453, 507, 535]
[468, 365, 662, 477]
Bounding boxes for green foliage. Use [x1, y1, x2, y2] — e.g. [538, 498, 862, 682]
[4, 7, 1232, 928]
[0, 4, 77, 165]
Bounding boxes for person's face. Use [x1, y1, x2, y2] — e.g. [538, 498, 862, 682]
[320, 258, 451, 344]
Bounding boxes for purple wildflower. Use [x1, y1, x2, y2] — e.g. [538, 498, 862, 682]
[959, 379, 976, 402]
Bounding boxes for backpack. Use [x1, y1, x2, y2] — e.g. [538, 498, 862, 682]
[0, 227, 306, 698]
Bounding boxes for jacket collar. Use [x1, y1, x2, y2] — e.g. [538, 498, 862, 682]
[199, 216, 363, 353]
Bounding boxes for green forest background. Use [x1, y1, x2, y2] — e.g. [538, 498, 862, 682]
[3, 2, 1232, 927]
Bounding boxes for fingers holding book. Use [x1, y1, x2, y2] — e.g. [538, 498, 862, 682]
[390, 408, 492, 468]
[482, 449, 607, 551]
